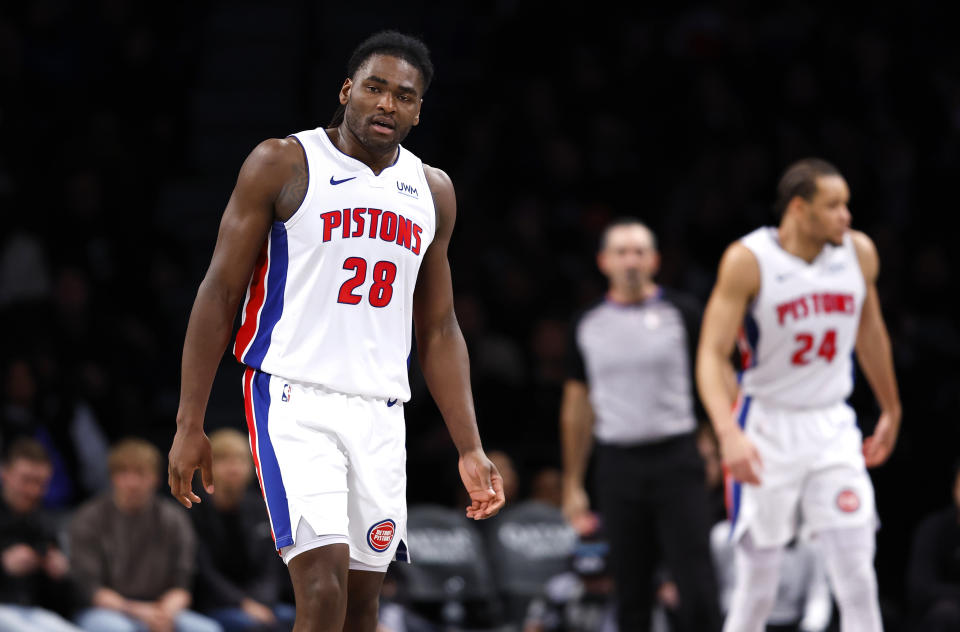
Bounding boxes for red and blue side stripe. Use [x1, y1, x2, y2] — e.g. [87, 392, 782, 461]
[243, 367, 293, 549]
[234, 223, 289, 367]
[736, 312, 760, 372]
[724, 394, 752, 538]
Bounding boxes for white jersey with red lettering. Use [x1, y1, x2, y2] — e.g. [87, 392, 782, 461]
[233, 128, 436, 402]
[737, 227, 865, 409]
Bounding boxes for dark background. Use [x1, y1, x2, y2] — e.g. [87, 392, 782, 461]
[1, 0, 958, 625]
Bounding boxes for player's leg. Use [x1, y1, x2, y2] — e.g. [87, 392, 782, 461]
[245, 375, 355, 631]
[343, 568, 388, 632]
[816, 524, 882, 632]
[339, 394, 408, 629]
[287, 542, 352, 632]
[723, 400, 804, 632]
[803, 405, 882, 632]
[722, 532, 784, 632]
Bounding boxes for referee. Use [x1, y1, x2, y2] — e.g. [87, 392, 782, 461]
[560, 218, 722, 632]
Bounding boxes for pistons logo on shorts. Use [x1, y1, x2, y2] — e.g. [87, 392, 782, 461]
[367, 519, 396, 552]
[836, 488, 861, 513]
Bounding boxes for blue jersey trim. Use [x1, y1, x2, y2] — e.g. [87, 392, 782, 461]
[251, 371, 293, 548]
[728, 395, 752, 537]
[246, 224, 289, 367]
[742, 312, 760, 368]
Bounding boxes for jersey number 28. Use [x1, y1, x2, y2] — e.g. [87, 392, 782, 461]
[338, 257, 396, 308]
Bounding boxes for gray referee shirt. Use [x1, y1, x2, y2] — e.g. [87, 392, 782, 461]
[566, 288, 702, 445]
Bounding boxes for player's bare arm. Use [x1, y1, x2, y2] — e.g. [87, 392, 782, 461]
[696, 241, 764, 485]
[559, 379, 595, 529]
[169, 138, 306, 508]
[851, 230, 902, 467]
[413, 165, 505, 520]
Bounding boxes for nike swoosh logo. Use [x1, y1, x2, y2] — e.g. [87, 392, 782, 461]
[330, 175, 357, 185]
[386, 398, 398, 407]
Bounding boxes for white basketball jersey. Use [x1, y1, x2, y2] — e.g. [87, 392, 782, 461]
[233, 128, 436, 402]
[737, 227, 865, 408]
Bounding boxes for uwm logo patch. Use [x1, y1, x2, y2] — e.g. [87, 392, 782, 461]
[367, 519, 396, 552]
[396, 181, 418, 198]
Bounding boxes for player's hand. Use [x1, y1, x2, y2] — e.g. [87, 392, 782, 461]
[719, 426, 763, 485]
[458, 448, 506, 520]
[167, 424, 214, 508]
[863, 408, 901, 468]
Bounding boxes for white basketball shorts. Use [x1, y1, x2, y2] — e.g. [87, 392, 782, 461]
[725, 395, 878, 548]
[242, 367, 409, 568]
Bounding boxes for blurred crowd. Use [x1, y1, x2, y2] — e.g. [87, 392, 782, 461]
[1, 1, 959, 630]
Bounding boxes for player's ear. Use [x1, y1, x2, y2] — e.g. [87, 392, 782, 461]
[785, 195, 806, 219]
[413, 98, 423, 126]
[339, 78, 352, 106]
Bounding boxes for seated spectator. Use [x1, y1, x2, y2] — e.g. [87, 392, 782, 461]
[68, 437, 221, 632]
[523, 523, 616, 632]
[1, 357, 111, 509]
[488, 450, 520, 503]
[0, 437, 80, 631]
[906, 459, 960, 632]
[190, 428, 294, 631]
[529, 466, 562, 509]
[711, 519, 832, 632]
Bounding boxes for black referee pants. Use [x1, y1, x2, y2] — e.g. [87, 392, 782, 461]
[595, 432, 722, 632]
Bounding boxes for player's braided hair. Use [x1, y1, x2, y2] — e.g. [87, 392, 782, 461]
[773, 158, 842, 219]
[329, 30, 434, 127]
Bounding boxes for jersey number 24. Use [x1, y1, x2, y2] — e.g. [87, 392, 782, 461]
[791, 329, 837, 365]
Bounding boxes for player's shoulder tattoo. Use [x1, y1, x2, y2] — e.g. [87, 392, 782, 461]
[277, 161, 308, 214]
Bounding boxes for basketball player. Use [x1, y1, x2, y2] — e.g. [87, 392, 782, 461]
[696, 158, 901, 632]
[166, 31, 505, 632]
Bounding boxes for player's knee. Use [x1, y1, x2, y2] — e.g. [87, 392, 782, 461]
[828, 559, 880, 627]
[730, 559, 780, 623]
[298, 570, 348, 619]
[827, 546, 876, 604]
[741, 581, 778, 619]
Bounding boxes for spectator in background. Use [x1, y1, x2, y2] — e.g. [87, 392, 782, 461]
[0, 437, 80, 631]
[529, 466, 563, 509]
[1, 356, 111, 509]
[190, 428, 294, 631]
[488, 451, 520, 505]
[523, 526, 616, 632]
[1, 357, 75, 507]
[68, 438, 221, 632]
[906, 459, 960, 632]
